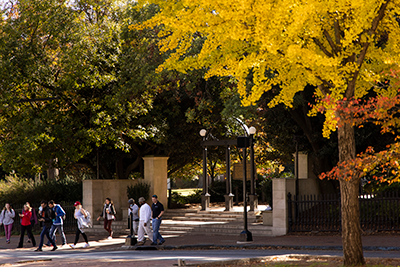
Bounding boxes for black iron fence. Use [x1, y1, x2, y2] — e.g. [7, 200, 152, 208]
[288, 191, 400, 232]
[0, 203, 77, 235]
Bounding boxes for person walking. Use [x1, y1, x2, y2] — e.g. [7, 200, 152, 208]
[128, 198, 139, 236]
[17, 203, 36, 248]
[0, 203, 15, 244]
[136, 197, 153, 246]
[26, 202, 37, 244]
[46, 201, 67, 247]
[70, 201, 90, 249]
[35, 200, 57, 251]
[151, 195, 165, 245]
[96, 198, 116, 240]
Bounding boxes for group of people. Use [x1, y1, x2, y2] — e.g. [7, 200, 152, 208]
[0, 200, 89, 251]
[0, 194, 164, 250]
[128, 194, 165, 246]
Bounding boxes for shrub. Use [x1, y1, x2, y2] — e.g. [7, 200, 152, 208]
[0, 175, 82, 205]
[127, 181, 151, 202]
[171, 190, 202, 205]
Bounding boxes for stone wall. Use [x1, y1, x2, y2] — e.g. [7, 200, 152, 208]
[83, 179, 137, 221]
[82, 156, 169, 222]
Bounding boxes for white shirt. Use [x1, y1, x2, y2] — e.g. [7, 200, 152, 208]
[139, 203, 151, 223]
[128, 204, 139, 220]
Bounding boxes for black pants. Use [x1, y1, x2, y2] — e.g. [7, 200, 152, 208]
[19, 225, 36, 247]
[75, 227, 88, 245]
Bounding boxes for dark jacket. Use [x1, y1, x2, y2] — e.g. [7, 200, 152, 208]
[41, 206, 55, 227]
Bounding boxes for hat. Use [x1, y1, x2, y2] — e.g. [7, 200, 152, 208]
[128, 198, 135, 204]
[74, 201, 81, 207]
[152, 195, 158, 198]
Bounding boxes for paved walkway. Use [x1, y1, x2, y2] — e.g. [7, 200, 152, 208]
[1, 223, 400, 266]
[1, 230, 400, 251]
[162, 233, 395, 248]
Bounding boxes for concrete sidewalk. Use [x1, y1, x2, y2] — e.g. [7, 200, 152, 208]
[158, 233, 400, 251]
[1, 230, 400, 252]
[0, 232, 125, 251]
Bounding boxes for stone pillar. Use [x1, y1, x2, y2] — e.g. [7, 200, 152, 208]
[224, 195, 233, 211]
[272, 178, 295, 236]
[295, 152, 309, 179]
[143, 156, 169, 208]
[249, 194, 258, 211]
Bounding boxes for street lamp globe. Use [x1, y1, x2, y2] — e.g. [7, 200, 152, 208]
[199, 129, 207, 137]
[249, 126, 256, 135]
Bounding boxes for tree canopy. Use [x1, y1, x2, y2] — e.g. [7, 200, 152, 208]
[0, 0, 251, 180]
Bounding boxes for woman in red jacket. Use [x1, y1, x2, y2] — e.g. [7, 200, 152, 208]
[17, 204, 36, 248]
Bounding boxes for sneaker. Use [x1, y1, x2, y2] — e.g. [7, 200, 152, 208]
[107, 236, 112, 240]
[27, 239, 31, 243]
[150, 242, 157, 246]
[158, 240, 165, 245]
[83, 243, 90, 248]
[51, 246, 58, 251]
[136, 241, 144, 246]
[69, 244, 76, 249]
[34, 248, 43, 252]
[6, 240, 10, 244]
[16, 246, 23, 249]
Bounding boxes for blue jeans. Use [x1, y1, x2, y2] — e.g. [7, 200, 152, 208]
[39, 225, 56, 249]
[152, 218, 164, 244]
[46, 224, 67, 246]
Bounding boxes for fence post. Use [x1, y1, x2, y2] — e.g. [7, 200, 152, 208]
[288, 192, 293, 232]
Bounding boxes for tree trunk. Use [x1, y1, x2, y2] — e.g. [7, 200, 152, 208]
[47, 158, 59, 180]
[337, 121, 365, 266]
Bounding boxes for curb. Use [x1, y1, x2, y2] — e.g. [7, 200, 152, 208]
[157, 244, 400, 251]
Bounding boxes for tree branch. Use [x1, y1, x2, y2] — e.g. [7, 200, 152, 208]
[334, 20, 342, 48]
[347, 0, 390, 98]
[313, 38, 333, 57]
[323, 30, 338, 56]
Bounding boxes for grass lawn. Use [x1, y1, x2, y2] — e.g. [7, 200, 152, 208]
[168, 188, 199, 197]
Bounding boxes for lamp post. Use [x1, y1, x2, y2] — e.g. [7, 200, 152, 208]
[224, 145, 234, 211]
[248, 126, 258, 211]
[200, 129, 210, 211]
[237, 135, 253, 242]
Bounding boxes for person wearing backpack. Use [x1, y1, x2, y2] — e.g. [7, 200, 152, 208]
[0, 203, 15, 244]
[70, 201, 90, 249]
[35, 200, 57, 252]
[97, 198, 116, 240]
[46, 201, 67, 247]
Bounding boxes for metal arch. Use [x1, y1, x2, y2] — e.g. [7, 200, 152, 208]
[234, 117, 249, 137]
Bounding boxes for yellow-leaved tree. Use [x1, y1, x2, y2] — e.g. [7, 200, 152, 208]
[134, 0, 400, 265]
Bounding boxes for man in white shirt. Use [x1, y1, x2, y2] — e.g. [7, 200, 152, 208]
[128, 199, 139, 235]
[136, 197, 153, 245]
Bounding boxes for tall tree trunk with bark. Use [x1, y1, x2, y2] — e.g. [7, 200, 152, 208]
[337, 120, 365, 266]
